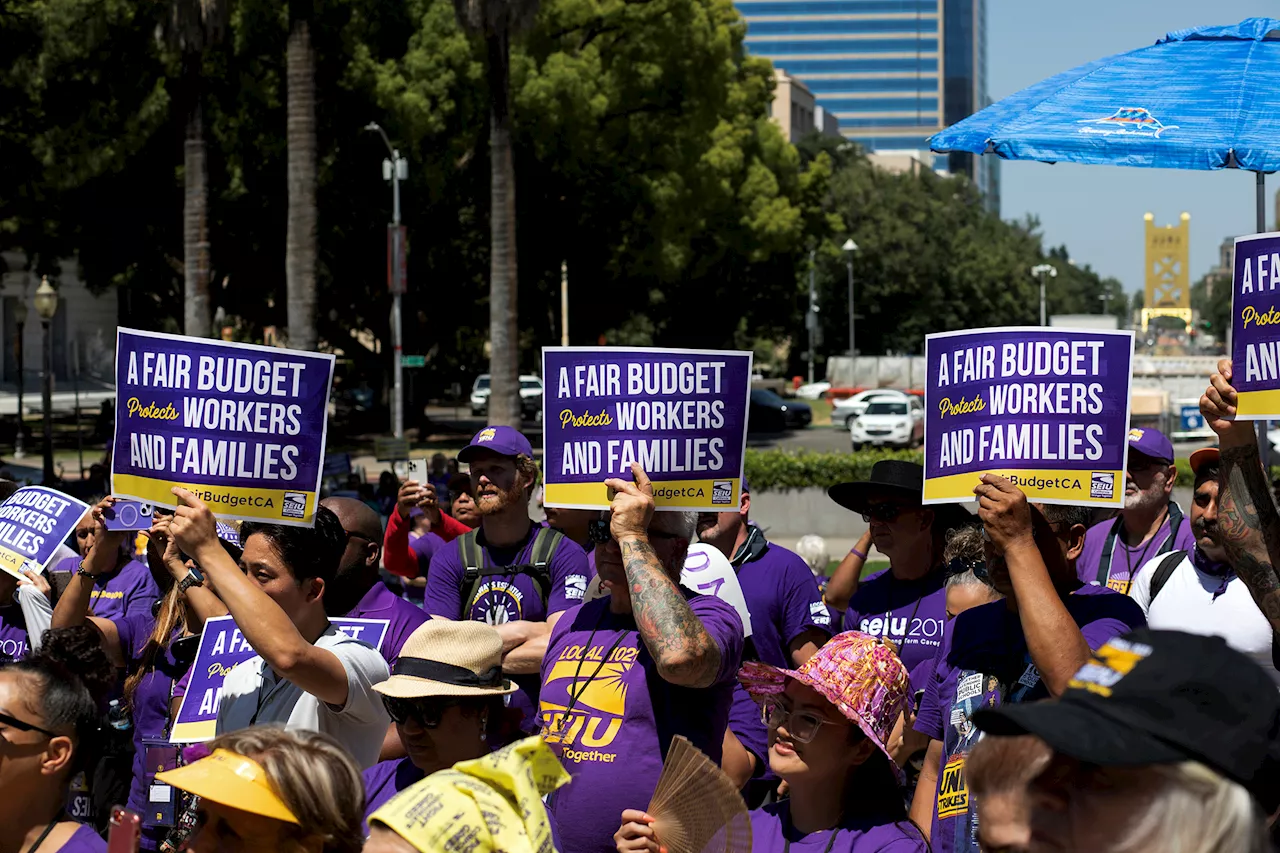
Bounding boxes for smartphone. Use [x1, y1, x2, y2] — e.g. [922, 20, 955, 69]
[102, 501, 155, 531]
[408, 459, 428, 484]
[107, 806, 142, 853]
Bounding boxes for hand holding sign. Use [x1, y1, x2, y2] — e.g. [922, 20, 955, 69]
[170, 487, 220, 560]
[1201, 359, 1255, 448]
[974, 474, 1035, 554]
[606, 464, 656, 541]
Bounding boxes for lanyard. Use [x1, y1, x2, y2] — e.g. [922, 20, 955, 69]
[1096, 502, 1181, 592]
[783, 824, 841, 853]
[26, 818, 59, 853]
[549, 606, 629, 735]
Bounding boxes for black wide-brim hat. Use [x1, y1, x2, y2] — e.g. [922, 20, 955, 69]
[828, 459, 973, 530]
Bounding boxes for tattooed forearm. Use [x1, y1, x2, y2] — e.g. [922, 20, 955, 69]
[1217, 445, 1280, 633]
[620, 537, 722, 688]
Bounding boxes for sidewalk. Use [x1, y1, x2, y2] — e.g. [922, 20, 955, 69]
[0, 378, 115, 416]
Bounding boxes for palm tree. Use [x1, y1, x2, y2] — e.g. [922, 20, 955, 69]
[285, 0, 317, 351]
[163, 0, 227, 338]
[453, 0, 538, 427]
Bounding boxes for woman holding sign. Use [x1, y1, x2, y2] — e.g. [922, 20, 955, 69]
[52, 498, 235, 852]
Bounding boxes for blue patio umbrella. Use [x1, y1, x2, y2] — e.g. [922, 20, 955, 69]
[931, 17, 1280, 231]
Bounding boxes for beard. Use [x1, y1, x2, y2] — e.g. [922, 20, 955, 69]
[1124, 479, 1167, 512]
[475, 480, 526, 516]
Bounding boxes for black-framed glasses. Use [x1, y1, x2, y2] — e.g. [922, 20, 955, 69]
[0, 710, 58, 739]
[382, 696, 466, 728]
[861, 502, 906, 523]
[761, 702, 850, 744]
[946, 557, 989, 580]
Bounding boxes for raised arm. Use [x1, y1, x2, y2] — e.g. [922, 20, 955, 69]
[606, 466, 723, 688]
[1202, 360, 1280, 632]
[50, 497, 127, 667]
[169, 488, 353, 707]
[822, 529, 872, 611]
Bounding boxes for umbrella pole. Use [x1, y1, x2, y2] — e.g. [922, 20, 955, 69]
[1257, 172, 1272, 474]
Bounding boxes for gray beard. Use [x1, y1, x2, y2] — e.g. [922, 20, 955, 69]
[1124, 487, 1166, 513]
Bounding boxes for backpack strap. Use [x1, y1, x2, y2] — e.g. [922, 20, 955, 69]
[1146, 549, 1187, 607]
[459, 530, 487, 619]
[459, 527, 565, 618]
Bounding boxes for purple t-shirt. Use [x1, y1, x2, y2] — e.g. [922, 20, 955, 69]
[1076, 503, 1195, 591]
[55, 556, 160, 622]
[0, 602, 31, 664]
[363, 757, 424, 827]
[728, 683, 770, 777]
[114, 614, 192, 851]
[409, 531, 445, 578]
[914, 585, 1146, 853]
[59, 824, 107, 853]
[749, 800, 928, 852]
[737, 543, 832, 668]
[343, 581, 430, 667]
[842, 569, 947, 697]
[539, 592, 744, 853]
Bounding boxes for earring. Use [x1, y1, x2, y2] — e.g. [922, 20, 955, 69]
[479, 712, 488, 742]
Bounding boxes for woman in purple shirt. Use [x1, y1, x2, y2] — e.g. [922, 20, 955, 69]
[0, 626, 114, 852]
[51, 501, 233, 851]
[616, 633, 927, 853]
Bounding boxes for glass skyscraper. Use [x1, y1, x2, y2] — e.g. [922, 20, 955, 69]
[736, 0, 999, 211]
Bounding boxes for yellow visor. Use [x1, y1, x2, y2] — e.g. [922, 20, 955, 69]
[156, 748, 299, 825]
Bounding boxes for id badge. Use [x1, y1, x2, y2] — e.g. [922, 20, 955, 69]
[143, 738, 180, 828]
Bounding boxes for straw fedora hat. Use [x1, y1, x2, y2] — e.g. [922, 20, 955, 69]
[374, 620, 517, 699]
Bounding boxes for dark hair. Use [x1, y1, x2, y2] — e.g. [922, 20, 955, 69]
[1040, 504, 1091, 530]
[10, 626, 114, 776]
[1195, 462, 1221, 490]
[0, 479, 19, 503]
[241, 505, 346, 586]
[447, 472, 473, 496]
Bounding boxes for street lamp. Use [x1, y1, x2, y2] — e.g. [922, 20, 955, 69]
[842, 239, 858, 360]
[1031, 264, 1058, 327]
[12, 296, 27, 459]
[365, 122, 409, 439]
[33, 276, 58, 484]
[806, 249, 819, 385]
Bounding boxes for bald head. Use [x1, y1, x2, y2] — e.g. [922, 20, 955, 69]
[321, 496, 383, 543]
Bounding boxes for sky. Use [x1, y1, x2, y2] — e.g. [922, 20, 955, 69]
[988, 1, 1277, 294]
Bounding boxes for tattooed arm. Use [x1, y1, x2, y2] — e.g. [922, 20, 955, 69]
[607, 465, 724, 688]
[1202, 360, 1280, 632]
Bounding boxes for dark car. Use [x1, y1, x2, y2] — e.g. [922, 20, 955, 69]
[748, 388, 812, 433]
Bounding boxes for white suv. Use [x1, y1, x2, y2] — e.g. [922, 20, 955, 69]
[851, 396, 923, 450]
[470, 374, 544, 420]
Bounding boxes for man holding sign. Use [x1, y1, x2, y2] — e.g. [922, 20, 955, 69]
[169, 491, 391, 768]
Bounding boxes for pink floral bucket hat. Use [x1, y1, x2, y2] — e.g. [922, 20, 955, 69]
[739, 631, 911, 776]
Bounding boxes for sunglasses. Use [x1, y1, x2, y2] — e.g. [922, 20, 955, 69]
[761, 702, 851, 744]
[382, 696, 466, 728]
[588, 517, 683, 545]
[0, 710, 57, 739]
[946, 557, 989, 580]
[861, 502, 909, 523]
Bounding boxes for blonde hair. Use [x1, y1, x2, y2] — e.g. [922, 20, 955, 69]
[124, 583, 185, 713]
[794, 535, 828, 575]
[208, 726, 364, 853]
[515, 453, 541, 490]
[1105, 761, 1269, 853]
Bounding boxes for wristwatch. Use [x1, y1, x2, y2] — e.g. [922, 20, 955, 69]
[178, 566, 205, 593]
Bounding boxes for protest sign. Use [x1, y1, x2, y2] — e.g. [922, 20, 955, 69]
[923, 327, 1134, 506]
[1230, 232, 1280, 418]
[680, 544, 753, 637]
[541, 347, 752, 511]
[0, 487, 90, 579]
[111, 329, 335, 526]
[169, 616, 389, 742]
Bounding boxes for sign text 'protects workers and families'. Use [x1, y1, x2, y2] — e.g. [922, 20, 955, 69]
[1231, 231, 1280, 418]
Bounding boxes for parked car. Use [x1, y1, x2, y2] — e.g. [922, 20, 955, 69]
[830, 389, 910, 429]
[470, 374, 544, 420]
[794, 381, 831, 400]
[851, 397, 923, 450]
[748, 388, 812, 433]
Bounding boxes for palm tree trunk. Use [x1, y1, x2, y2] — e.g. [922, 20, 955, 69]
[487, 30, 520, 428]
[183, 96, 211, 337]
[285, 11, 318, 351]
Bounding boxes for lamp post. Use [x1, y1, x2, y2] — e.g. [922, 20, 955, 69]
[806, 249, 818, 385]
[33, 276, 58, 483]
[12, 296, 27, 459]
[842, 239, 858, 360]
[365, 122, 409, 439]
[1031, 263, 1058, 326]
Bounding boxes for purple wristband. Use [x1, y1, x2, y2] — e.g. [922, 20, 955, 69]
[850, 547, 867, 560]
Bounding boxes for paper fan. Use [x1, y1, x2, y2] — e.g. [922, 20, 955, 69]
[646, 736, 751, 853]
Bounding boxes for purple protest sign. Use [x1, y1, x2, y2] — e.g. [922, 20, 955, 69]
[111, 329, 335, 526]
[169, 615, 389, 743]
[924, 328, 1134, 506]
[0, 487, 90, 580]
[541, 347, 752, 511]
[1231, 232, 1280, 418]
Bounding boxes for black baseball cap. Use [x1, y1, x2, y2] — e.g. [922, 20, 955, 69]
[972, 629, 1280, 811]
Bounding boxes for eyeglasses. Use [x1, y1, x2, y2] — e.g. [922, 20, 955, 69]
[382, 696, 465, 728]
[861, 502, 908, 523]
[945, 557, 989, 580]
[761, 702, 849, 744]
[0, 710, 58, 739]
[588, 516, 683, 545]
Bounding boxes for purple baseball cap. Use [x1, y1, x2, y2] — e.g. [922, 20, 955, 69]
[457, 426, 533, 463]
[1127, 427, 1174, 465]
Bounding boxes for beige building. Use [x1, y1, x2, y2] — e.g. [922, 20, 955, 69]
[866, 150, 937, 177]
[770, 71, 816, 143]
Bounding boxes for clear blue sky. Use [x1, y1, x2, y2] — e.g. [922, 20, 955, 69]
[989, 1, 1277, 293]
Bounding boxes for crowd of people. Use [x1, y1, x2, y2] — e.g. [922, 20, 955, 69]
[3, 360, 1280, 852]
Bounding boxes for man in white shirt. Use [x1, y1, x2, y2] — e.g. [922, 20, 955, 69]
[170, 488, 391, 767]
[1129, 447, 1280, 685]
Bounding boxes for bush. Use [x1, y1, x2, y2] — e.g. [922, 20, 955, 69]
[745, 448, 922, 492]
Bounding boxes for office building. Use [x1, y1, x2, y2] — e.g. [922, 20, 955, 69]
[737, 0, 999, 211]
[770, 71, 817, 142]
